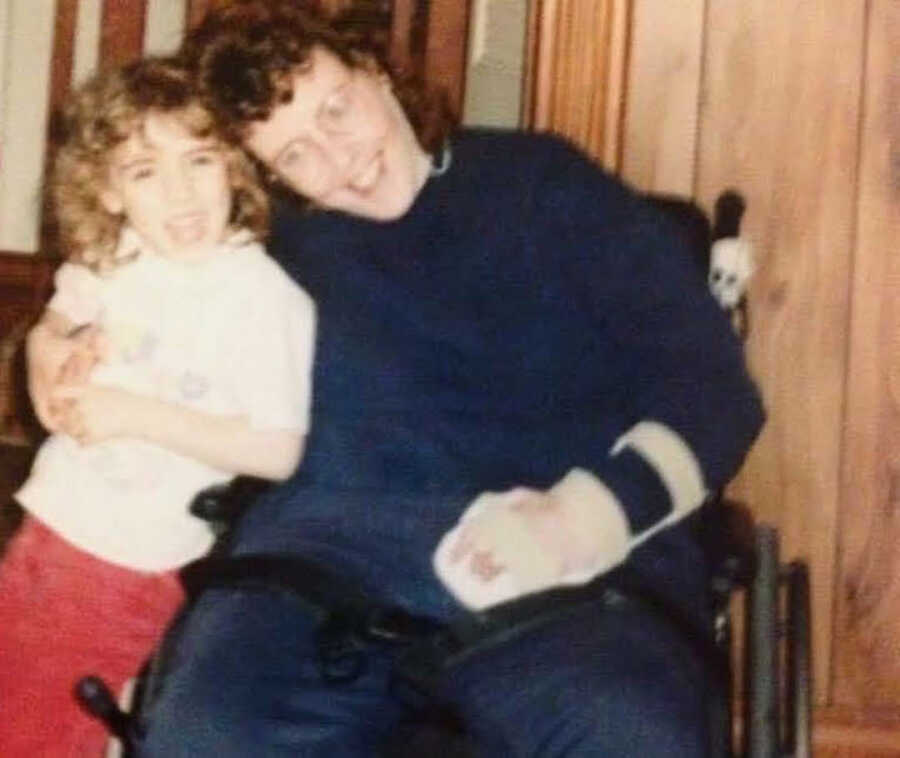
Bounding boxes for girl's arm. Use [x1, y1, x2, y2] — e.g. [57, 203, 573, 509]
[55, 383, 304, 481]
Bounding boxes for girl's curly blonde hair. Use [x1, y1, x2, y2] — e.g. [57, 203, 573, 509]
[50, 57, 269, 271]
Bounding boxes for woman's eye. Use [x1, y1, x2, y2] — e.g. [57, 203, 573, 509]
[278, 147, 304, 170]
[323, 89, 351, 122]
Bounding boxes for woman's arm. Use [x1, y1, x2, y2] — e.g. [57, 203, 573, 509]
[55, 383, 304, 481]
[26, 309, 101, 430]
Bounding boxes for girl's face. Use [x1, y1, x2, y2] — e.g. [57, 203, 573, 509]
[101, 113, 232, 263]
[244, 46, 431, 222]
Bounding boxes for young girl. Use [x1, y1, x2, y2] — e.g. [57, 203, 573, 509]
[0, 58, 315, 756]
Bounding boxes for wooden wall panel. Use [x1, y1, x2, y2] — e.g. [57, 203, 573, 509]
[187, 0, 214, 29]
[423, 0, 469, 118]
[619, 0, 704, 194]
[100, 0, 147, 66]
[694, 0, 866, 705]
[525, 0, 630, 168]
[814, 706, 900, 756]
[832, 0, 900, 710]
[48, 0, 79, 111]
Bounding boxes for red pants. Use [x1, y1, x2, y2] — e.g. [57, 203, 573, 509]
[0, 517, 184, 757]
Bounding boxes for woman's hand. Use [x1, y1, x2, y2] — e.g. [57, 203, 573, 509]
[53, 383, 144, 446]
[26, 317, 104, 431]
[433, 470, 630, 610]
[433, 487, 572, 610]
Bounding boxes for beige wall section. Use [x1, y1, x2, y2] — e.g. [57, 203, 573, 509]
[463, 0, 529, 128]
[0, 0, 186, 254]
[0, 0, 57, 253]
[143, 0, 186, 57]
[696, 0, 866, 705]
[620, 0, 704, 195]
[72, 0, 101, 86]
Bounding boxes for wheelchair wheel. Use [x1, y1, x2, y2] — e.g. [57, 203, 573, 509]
[784, 561, 812, 758]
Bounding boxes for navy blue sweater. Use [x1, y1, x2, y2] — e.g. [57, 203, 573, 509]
[233, 130, 764, 620]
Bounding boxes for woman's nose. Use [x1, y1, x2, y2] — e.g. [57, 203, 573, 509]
[314, 129, 358, 177]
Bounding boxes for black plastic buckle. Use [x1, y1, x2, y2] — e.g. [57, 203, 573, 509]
[315, 613, 368, 684]
[364, 607, 445, 645]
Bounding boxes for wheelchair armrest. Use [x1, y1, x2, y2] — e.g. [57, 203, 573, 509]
[189, 476, 272, 533]
[696, 497, 757, 598]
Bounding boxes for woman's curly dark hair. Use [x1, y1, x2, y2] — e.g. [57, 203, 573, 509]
[180, 0, 456, 156]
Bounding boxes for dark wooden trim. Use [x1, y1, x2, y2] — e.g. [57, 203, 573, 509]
[48, 0, 79, 112]
[389, 0, 416, 74]
[423, 0, 469, 118]
[0, 253, 57, 311]
[100, 0, 147, 67]
[187, 0, 214, 29]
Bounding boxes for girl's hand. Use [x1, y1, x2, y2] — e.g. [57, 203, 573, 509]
[53, 383, 144, 446]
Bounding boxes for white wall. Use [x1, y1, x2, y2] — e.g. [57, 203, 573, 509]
[0, 0, 57, 253]
[0, 0, 186, 254]
[462, 0, 529, 129]
[144, 0, 186, 57]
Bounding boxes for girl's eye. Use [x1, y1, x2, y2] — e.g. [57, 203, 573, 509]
[130, 167, 154, 181]
[190, 151, 218, 167]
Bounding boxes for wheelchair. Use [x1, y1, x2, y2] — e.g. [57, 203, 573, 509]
[75, 482, 811, 758]
[74, 190, 811, 756]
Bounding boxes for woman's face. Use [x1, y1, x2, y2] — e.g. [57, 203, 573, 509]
[244, 46, 431, 222]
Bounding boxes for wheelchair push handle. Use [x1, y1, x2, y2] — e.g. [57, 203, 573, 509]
[74, 675, 138, 743]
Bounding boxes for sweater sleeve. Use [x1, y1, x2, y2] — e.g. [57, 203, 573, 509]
[531, 137, 765, 574]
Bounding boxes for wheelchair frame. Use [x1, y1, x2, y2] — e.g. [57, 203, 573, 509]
[75, 190, 811, 756]
[76, 497, 812, 758]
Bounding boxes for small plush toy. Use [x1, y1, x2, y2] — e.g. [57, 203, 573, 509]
[708, 191, 754, 339]
[642, 189, 754, 339]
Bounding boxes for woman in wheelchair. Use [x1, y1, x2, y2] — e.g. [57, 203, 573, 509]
[27, 2, 765, 755]
[4, 57, 315, 756]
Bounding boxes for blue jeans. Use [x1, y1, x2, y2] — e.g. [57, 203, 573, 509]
[135, 586, 717, 757]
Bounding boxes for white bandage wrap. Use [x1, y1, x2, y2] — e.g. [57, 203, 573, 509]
[611, 420, 707, 548]
[432, 422, 707, 611]
[433, 488, 566, 610]
[433, 471, 631, 610]
[549, 467, 631, 585]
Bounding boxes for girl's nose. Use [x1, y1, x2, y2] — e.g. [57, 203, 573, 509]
[164, 167, 194, 203]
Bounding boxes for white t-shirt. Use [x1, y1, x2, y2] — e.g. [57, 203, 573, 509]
[16, 229, 315, 572]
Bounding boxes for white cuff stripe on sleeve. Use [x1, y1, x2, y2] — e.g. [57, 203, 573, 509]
[611, 420, 707, 548]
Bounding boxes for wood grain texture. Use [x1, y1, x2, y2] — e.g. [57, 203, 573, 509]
[525, 0, 630, 168]
[422, 0, 469, 118]
[814, 706, 900, 756]
[48, 0, 79, 111]
[694, 0, 866, 705]
[620, 0, 704, 194]
[832, 0, 900, 709]
[0, 254, 55, 445]
[187, 0, 215, 29]
[100, 0, 147, 66]
[388, 0, 416, 74]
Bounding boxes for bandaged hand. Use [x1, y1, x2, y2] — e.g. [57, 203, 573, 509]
[433, 468, 631, 610]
